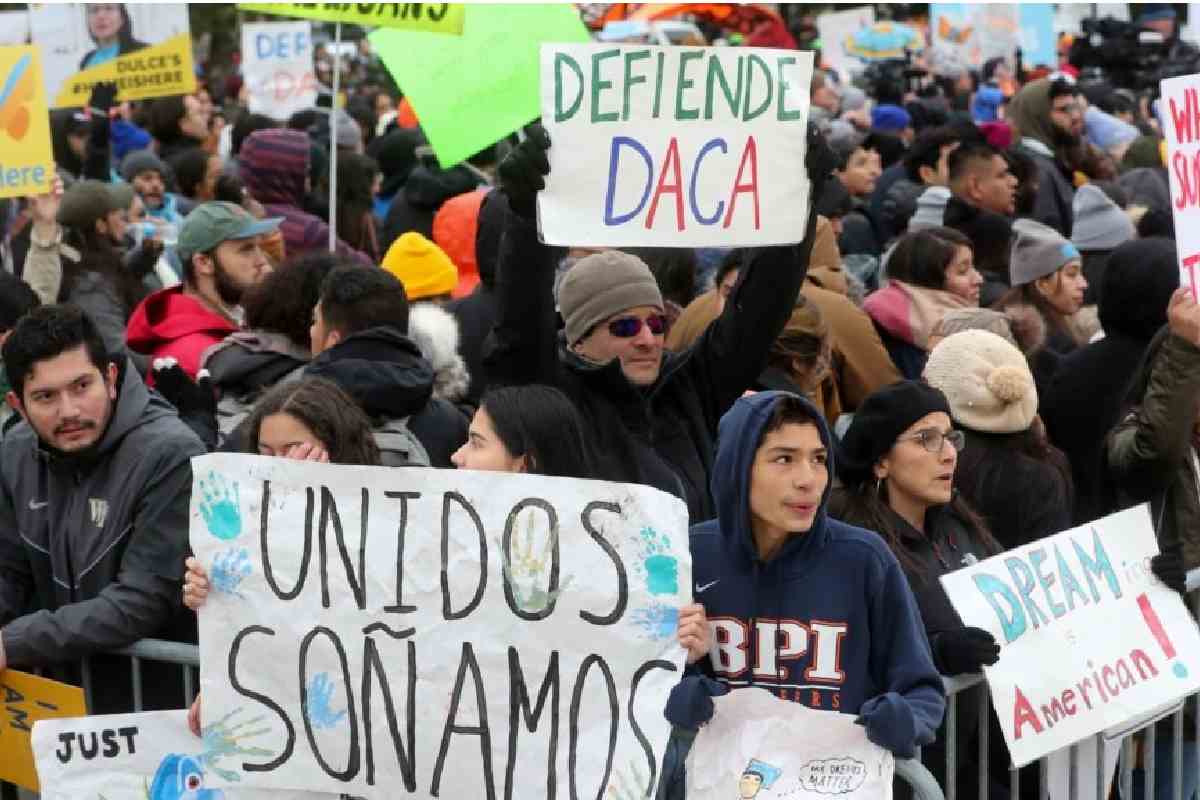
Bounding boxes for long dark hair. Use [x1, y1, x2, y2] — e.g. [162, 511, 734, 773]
[86, 4, 137, 49]
[886, 226, 972, 291]
[242, 252, 341, 350]
[828, 480, 1000, 584]
[61, 224, 147, 312]
[336, 153, 380, 260]
[993, 282, 1084, 347]
[246, 377, 382, 466]
[953, 421, 1074, 518]
[480, 385, 595, 479]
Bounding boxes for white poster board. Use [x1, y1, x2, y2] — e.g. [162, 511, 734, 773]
[685, 688, 894, 800]
[190, 453, 691, 798]
[242, 21, 318, 121]
[1161, 72, 1200, 300]
[538, 43, 812, 248]
[816, 7, 875, 83]
[942, 505, 1200, 768]
[32, 710, 337, 799]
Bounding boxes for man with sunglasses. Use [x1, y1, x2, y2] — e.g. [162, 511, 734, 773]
[485, 122, 837, 521]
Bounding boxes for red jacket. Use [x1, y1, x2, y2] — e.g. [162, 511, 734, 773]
[125, 286, 238, 381]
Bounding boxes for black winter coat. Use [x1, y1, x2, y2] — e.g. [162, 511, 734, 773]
[305, 326, 469, 467]
[484, 206, 815, 522]
[381, 164, 482, 252]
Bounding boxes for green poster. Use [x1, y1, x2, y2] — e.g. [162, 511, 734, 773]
[371, 4, 590, 167]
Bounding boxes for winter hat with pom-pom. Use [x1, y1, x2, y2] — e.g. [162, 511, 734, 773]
[924, 329, 1038, 434]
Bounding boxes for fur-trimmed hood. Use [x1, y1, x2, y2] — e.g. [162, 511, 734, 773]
[1000, 303, 1047, 355]
[408, 303, 471, 404]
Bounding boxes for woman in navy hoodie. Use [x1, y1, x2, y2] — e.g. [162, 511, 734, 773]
[659, 390, 944, 799]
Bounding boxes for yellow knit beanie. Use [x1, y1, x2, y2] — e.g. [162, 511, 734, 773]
[382, 231, 458, 300]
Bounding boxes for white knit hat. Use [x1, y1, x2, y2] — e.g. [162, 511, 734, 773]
[923, 329, 1038, 434]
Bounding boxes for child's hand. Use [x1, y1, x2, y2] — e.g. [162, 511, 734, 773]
[182, 557, 210, 611]
[677, 603, 711, 664]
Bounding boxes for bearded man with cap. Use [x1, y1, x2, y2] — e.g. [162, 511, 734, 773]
[484, 124, 837, 521]
[126, 202, 281, 381]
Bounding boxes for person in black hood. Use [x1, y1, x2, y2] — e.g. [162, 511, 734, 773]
[381, 145, 488, 251]
[484, 122, 838, 521]
[446, 189, 504, 406]
[1042, 237, 1179, 524]
[307, 263, 468, 466]
[367, 126, 427, 211]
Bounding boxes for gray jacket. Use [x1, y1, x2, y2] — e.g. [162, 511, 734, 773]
[0, 364, 204, 666]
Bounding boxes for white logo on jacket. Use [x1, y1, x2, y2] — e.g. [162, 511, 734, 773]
[89, 498, 109, 529]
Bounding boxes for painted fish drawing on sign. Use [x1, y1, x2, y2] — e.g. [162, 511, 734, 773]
[147, 753, 224, 799]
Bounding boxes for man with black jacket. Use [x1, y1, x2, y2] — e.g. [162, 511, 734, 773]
[484, 123, 836, 522]
[0, 305, 203, 709]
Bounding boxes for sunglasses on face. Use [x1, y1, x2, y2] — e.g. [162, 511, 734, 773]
[608, 314, 668, 338]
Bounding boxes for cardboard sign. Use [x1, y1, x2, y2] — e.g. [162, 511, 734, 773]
[30, 4, 194, 108]
[941, 505, 1200, 767]
[371, 3, 590, 168]
[0, 46, 55, 198]
[189, 453, 690, 798]
[32, 709, 338, 799]
[686, 688, 894, 800]
[242, 3, 465, 35]
[1162, 72, 1200, 300]
[0, 670, 86, 791]
[537, 44, 813, 248]
[243, 21, 318, 120]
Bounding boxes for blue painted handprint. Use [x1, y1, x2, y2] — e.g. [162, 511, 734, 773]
[210, 548, 252, 599]
[199, 474, 242, 541]
[631, 604, 679, 641]
[305, 672, 348, 730]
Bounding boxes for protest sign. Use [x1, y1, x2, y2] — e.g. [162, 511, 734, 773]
[190, 453, 690, 798]
[1161, 72, 1200, 300]
[816, 6, 875, 83]
[930, 4, 1054, 71]
[371, 3, 590, 168]
[241, 3, 465, 35]
[1, 670, 86, 791]
[243, 21, 318, 121]
[686, 688, 894, 800]
[941, 505, 1200, 767]
[30, 4, 194, 108]
[538, 44, 813, 248]
[32, 709, 339, 799]
[0, 46, 55, 199]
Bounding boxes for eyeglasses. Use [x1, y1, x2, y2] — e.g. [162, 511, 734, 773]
[899, 428, 965, 453]
[608, 314, 668, 338]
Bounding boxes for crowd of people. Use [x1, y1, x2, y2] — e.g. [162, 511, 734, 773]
[1, 4, 1200, 799]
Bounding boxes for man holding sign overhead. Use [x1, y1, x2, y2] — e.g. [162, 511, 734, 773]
[485, 43, 835, 522]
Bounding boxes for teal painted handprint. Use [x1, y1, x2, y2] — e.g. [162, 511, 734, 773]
[639, 527, 678, 596]
[210, 548, 252, 599]
[199, 474, 242, 541]
[305, 672, 348, 730]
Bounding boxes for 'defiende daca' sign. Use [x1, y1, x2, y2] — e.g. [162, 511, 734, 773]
[538, 44, 813, 248]
[190, 454, 691, 799]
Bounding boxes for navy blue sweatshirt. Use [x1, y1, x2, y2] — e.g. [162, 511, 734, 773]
[687, 391, 944, 756]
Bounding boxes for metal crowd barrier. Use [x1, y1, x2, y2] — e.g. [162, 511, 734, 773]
[9, 567, 1200, 800]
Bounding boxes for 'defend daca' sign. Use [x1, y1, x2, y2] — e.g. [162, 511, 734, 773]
[189, 453, 691, 799]
[538, 44, 814, 248]
[942, 505, 1200, 767]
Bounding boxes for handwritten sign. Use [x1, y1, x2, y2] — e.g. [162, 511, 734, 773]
[30, 4, 194, 108]
[189, 453, 690, 798]
[941, 505, 1200, 767]
[538, 44, 813, 248]
[243, 21, 318, 120]
[32, 710, 338, 799]
[241, 3, 465, 35]
[1162, 73, 1200, 300]
[0, 670, 86, 791]
[0, 46, 55, 199]
[686, 688, 894, 800]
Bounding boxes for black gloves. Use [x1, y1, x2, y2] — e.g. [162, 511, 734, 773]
[932, 626, 1001, 676]
[153, 360, 218, 451]
[1152, 544, 1187, 596]
[88, 81, 118, 117]
[497, 123, 551, 221]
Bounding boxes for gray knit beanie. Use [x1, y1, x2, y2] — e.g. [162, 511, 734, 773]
[120, 149, 167, 183]
[1071, 184, 1135, 251]
[1010, 218, 1081, 286]
[558, 251, 664, 345]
